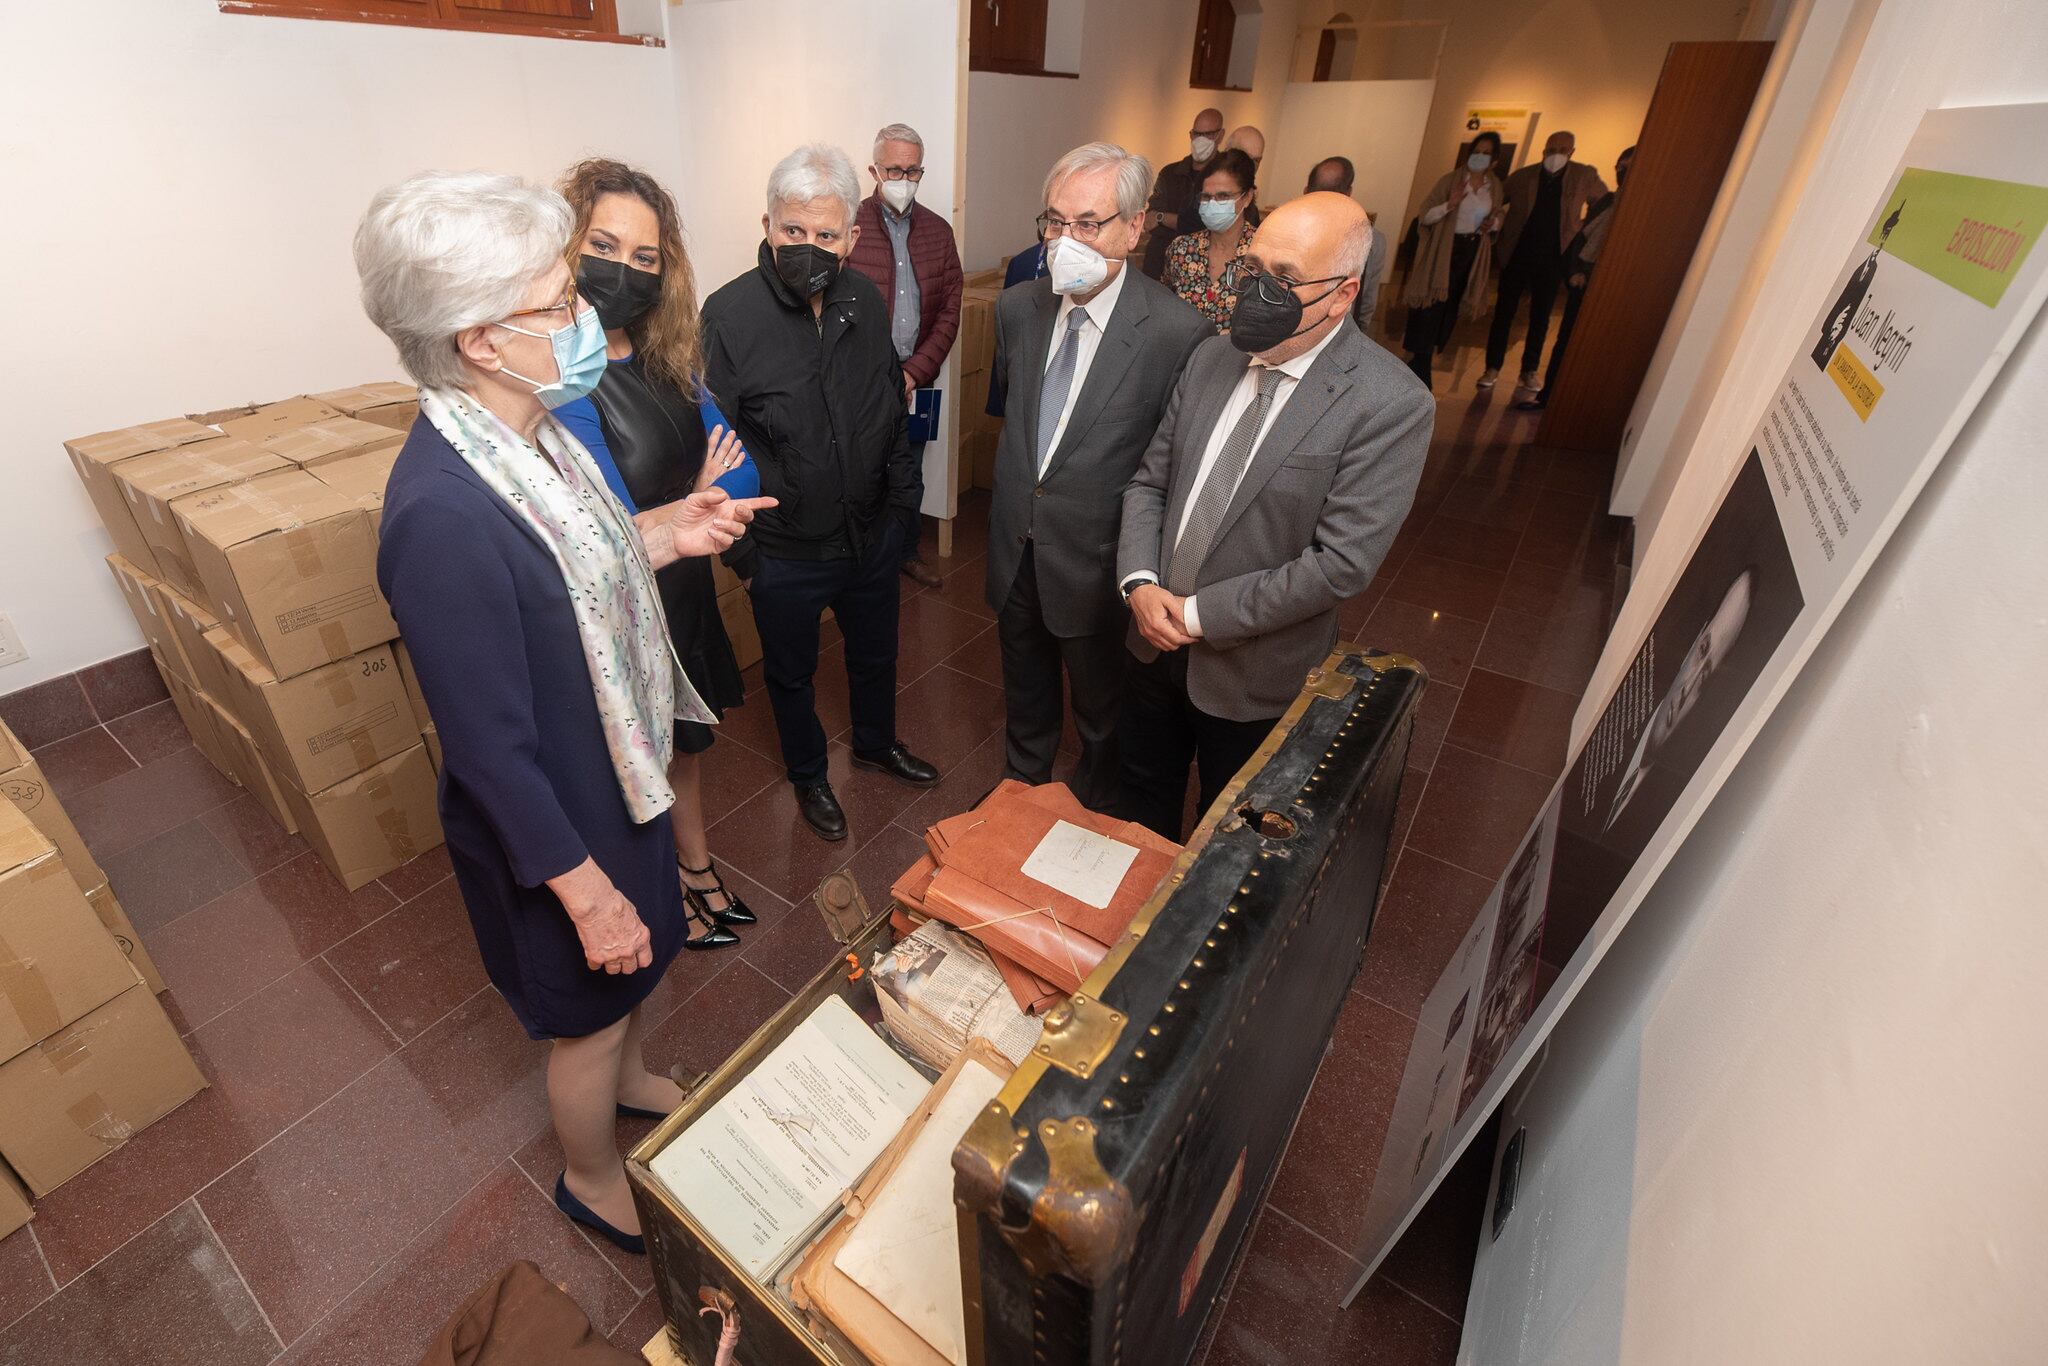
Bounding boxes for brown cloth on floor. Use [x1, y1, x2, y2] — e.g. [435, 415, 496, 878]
[418, 1260, 642, 1366]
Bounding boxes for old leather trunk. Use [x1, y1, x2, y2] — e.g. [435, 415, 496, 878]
[627, 648, 1422, 1366]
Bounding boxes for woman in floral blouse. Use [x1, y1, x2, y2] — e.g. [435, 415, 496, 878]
[1165, 149, 1259, 331]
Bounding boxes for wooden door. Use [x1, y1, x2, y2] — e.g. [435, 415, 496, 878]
[1537, 41, 1775, 453]
[970, 0, 1049, 75]
[1314, 27, 1337, 81]
[1190, 0, 1236, 89]
[440, 0, 611, 31]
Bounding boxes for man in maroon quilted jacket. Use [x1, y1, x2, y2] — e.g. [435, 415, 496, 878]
[847, 121, 964, 588]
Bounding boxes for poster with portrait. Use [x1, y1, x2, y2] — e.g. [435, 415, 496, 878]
[1348, 103, 2048, 1293]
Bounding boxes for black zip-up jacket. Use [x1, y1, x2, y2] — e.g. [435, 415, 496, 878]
[701, 241, 921, 578]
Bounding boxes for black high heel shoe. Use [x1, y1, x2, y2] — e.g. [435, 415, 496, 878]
[554, 1172, 645, 1255]
[681, 859, 757, 926]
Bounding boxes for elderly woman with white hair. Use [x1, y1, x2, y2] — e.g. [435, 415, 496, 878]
[700, 143, 938, 844]
[357, 170, 773, 1254]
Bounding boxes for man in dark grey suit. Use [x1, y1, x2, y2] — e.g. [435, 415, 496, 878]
[986, 142, 1213, 809]
[1116, 192, 1434, 839]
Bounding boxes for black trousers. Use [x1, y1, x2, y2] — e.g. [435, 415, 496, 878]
[1116, 650, 1279, 843]
[1542, 278, 1588, 395]
[996, 542, 1128, 810]
[1485, 249, 1564, 375]
[748, 521, 903, 784]
[1407, 232, 1482, 384]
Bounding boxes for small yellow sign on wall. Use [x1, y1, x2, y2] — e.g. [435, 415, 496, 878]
[1826, 343, 1884, 421]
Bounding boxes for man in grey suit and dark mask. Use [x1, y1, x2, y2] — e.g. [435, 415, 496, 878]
[986, 142, 1213, 809]
[1116, 192, 1433, 839]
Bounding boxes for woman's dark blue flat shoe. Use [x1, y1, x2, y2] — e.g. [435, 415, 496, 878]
[554, 1172, 645, 1255]
[617, 1102, 671, 1121]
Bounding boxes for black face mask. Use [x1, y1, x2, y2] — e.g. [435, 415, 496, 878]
[774, 242, 841, 299]
[576, 255, 663, 331]
[1228, 277, 1346, 354]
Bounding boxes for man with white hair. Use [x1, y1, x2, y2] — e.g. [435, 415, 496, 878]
[845, 121, 964, 589]
[702, 144, 940, 841]
[984, 142, 1212, 810]
[1114, 192, 1434, 839]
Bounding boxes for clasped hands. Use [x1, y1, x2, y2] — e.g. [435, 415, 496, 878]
[1129, 582, 1196, 652]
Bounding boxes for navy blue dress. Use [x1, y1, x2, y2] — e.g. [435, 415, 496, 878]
[376, 419, 685, 1040]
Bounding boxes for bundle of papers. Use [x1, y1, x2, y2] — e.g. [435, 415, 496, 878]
[890, 781, 1179, 1012]
[871, 919, 1044, 1071]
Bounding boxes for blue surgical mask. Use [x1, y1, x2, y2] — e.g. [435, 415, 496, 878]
[496, 302, 608, 409]
[1467, 152, 1493, 172]
[1199, 199, 1241, 232]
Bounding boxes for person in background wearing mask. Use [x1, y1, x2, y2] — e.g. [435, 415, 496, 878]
[553, 158, 762, 953]
[1165, 149, 1260, 331]
[701, 144, 941, 842]
[984, 143, 1211, 810]
[1142, 107, 1226, 279]
[1305, 156, 1388, 337]
[1483, 129, 1609, 397]
[1115, 193, 1433, 840]
[1516, 144, 1635, 411]
[361, 171, 773, 1255]
[846, 122, 964, 589]
[1401, 130, 1507, 387]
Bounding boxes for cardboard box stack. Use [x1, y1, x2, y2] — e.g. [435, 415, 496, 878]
[957, 267, 1007, 490]
[0, 746, 203, 1234]
[68, 387, 445, 893]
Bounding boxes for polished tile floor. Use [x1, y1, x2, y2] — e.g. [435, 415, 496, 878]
[0, 345, 1620, 1365]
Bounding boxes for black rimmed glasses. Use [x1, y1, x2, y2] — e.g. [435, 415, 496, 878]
[1035, 210, 1125, 243]
[877, 164, 926, 182]
[1219, 261, 1348, 306]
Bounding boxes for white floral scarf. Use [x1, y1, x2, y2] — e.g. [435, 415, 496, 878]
[421, 386, 712, 823]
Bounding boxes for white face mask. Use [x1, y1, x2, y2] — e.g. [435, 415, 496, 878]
[1191, 134, 1219, 163]
[1467, 152, 1492, 172]
[879, 180, 916, 213]
[1543, 152, 1569, 174]
[1046, 234, 1110, 296]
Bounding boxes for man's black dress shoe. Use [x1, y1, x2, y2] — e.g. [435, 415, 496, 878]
[797, 780, 849, 841]
[554, 1173, 645, 1255]
[852, 744, 941, 787]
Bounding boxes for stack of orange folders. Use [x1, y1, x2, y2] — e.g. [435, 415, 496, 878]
[889, 782, 1180, 1015]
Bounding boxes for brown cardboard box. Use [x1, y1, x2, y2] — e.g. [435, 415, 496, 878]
[393, 639, 430, 731]
[280, 745, 442, 892]
[84, 884, 165, 995]
[262, 417, 405, 471]
[355, 401, 420, 431]
[422, 725, 442, 773]
[0, 1161, 28, 1238]
[64, 418, 218, 579]
[717, 586, 763, 671]
[207, 704, 299, 836]
[156, 586, 229, 700]
[104, 554, 187, 683]
[205, 698, 299, 836]
[310, 382, 416, 416]
[175, 469, 396, 679]
[215, 396, 340, 441]
[207, 633, 416, 795]
[117, 437, 291, 599]
[0, 984, 205, 1197]
[151, 652, 241, 784]
[0, 803, 139, 1062]
[0, 723, 106, 896]
[310, 445, 402, 540]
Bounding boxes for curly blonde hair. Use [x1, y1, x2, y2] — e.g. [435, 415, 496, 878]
[558, 158, 704, 396]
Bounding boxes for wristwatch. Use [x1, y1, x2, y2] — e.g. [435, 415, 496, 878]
[1119, 577, 1147, 604]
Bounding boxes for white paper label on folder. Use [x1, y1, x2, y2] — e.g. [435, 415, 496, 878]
[1021, 819, 1141, 909]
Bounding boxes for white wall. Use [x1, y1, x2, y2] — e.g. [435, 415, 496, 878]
[1264, 78, 1436, 227]
[666, 0, 966, 519]
[1462, 311, 2048, 1365]
[1459, 0, 2048, 1359]
[0, 1, 687, 691]
[962, 0, 1307, 269]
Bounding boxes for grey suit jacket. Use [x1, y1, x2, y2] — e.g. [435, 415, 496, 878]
[1117, 321, 1434, 721]
[985, 271, 1213, 637]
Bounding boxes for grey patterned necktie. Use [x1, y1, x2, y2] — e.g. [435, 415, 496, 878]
[1168, 365, 1286, 594]
[1035, 305, 1090, 475]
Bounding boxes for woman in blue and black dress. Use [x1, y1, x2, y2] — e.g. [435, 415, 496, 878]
[554, 159, 763, 948]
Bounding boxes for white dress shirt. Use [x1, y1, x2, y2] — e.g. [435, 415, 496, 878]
[1422, 179, 1494, 235]
[1037, 262, 1130, 476]
[1127, 322, 1344, 637]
